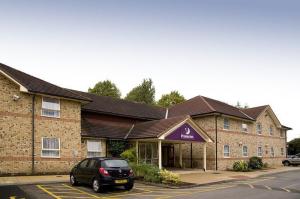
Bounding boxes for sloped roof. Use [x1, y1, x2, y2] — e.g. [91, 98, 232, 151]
[126, 115, 188, 139]
[0, 63, 91, 102]
[242, 105, 269, 119]
[72, 90, 166, 120]
[169, 96, 254, 120]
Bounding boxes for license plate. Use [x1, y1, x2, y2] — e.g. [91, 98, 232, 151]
[115, 179, 128, 184]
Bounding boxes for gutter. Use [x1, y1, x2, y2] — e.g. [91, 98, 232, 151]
[31, 95, 36, 175]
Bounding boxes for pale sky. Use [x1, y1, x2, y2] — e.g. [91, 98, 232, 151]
[0, 0, 299, 141]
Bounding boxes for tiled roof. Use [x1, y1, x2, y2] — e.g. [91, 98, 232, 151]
[169, 96, 254, 120]
[242, 105, 269, 119]
[81, 117, 132, 139]
[126, 115, 188, 139]
[71, 90, 166, 120]
[0, 63, 91, 102]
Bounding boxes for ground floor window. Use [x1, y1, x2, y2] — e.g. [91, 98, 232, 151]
[242, 146, 248, 157]
[270, 147, 275, 157]
[87, 140, 102, 157]
[257, 146, 263, 157]
[41, 137, 60, 158]
[223, 145, 230, 157]
[281, 148, 284, 156]
[139, 142, 158, 165]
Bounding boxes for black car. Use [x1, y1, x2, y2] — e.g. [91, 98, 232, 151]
[70, 157, 134, 192]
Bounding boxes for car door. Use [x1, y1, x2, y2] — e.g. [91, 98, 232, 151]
[86, 159, 98, 184]
[77, 159, 90, 183]
[295, 155, 300, 164]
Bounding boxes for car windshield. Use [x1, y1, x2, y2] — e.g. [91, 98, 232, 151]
[102, 160, 128, 168]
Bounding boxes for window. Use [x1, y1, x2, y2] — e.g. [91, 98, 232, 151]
[269, 125, 273, 136]
[41, 137, 60, 158]
[87, 140, 102, 157]
[242, 146, 248, 157]
[139, 143, 158, 165]
[280, 130, 285, 138]
[79, 159, 89, 168]
[281, 148, 284, 156]
[271, 147, 275, 157]
[223, 145, 230, 157]
[257, 146, 263, 157]
[242, 123, 248, 132]
[224, 118, 230, 130]
[257, 123, 262, 135]
[42, 97, 60, 118]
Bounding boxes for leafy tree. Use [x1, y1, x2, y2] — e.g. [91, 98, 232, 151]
[157, 91, 185, 108]
[236, 101, 249, 109]
[125, 78, 155, 104]
[88, 80, 121, 98]
[288, 138, 300, 155]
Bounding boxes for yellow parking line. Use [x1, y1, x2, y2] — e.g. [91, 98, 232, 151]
[281, 188, 291, 193]
[37, 185, 62, 199]
[264, 185, 272, 190]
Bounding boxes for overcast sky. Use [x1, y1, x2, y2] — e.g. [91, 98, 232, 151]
[0, 0, 299, 141]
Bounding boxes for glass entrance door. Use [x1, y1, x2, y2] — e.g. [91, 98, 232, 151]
[162, 144, 174, 167]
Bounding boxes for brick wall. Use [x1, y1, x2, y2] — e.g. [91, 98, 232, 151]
[0, 73, 82, 175]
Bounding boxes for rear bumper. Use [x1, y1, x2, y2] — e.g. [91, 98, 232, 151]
[100, 176, 134, 186]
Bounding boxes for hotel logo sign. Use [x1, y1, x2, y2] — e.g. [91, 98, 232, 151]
[165, 123, 205, 142]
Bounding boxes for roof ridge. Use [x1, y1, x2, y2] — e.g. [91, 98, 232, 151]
[238, 109, 255, 120]
[243, 105, 269, 110]
[200, 96, 216, 112]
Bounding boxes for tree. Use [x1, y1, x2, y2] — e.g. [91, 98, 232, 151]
[157, 91, 185, 108]
[88, 80, 121, 98]
[236, 101, 249, 109]
[125, 78, 155, 104]
[288, 138, 300, 155]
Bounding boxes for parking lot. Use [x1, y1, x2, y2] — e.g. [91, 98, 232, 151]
[1, 170, 300, 199]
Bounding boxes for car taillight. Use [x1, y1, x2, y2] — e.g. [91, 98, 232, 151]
[129, 169, 134, 176]
[99, 168, 110, 176]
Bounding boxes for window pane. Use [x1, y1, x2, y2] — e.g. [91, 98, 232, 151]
[43, 138, 59, 150]
[87, 141, 101, 152]
[87, 152, 101, 158]
[42, 150, 59, 157]
[42, 97, 60, 110]
[102, 160, 128, 168]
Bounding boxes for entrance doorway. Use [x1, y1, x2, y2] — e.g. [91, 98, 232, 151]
[162, 144, 174, 167]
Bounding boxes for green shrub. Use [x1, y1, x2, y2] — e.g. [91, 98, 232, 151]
[131, 163, 161, 183]
[263, 162, 269, 168]
[249, 156, 263, 170]
[233, 160, 249, 172]
[120, 148, 136, 163]
[159, 169, 180, 184]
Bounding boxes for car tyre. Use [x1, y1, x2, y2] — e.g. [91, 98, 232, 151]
[70, 174, 78, 186]
[283, 161, 290, 166]
[92, 179, 103, 193]
[124, 183, 134, 191]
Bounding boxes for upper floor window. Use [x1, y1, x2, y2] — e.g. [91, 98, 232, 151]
[242, 146, 248, 157]
[241, 123, 248, 132]
[87, 140, 102, 158]
[257, 146, 263, 157]
[223, 145, 230, 157]
[42, 97, 60, 118]
[269, 125, 273, 136]
[280, 130, 285, 138]
[256, 123, 262, 135]
[224, 118, 230, 130]
[271, 147, 275, 157]
[41, 137, 60, 158]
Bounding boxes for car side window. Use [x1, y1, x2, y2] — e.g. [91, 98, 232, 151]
[88, 159, 97, 168]
[79, 159, 89, 168]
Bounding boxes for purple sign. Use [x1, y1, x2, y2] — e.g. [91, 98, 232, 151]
[165, 123, 205, 142]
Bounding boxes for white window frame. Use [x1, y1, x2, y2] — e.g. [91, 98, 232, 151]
[269, 125, 273, 136]
[257, 123, 262, 135]
[41, 97, 61, 118]
[41, 137, 60, 158]
[241, 123, 248, 133]
[223, 118, 230, 130]
[87, 140, 102, 158]
[257, 146, 263, 157]
[242, 145, 248, 157]
[223, 145, 230, 158]
[271, 147, 275, 157]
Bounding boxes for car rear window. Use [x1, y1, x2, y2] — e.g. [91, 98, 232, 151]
[102, 160, 128, 168]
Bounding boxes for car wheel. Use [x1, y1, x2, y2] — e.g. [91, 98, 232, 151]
[124, 183, 134, 191]
[283, 161, 290, 166]
[70, 174, 78, 186]
[92, 179, 103, 193]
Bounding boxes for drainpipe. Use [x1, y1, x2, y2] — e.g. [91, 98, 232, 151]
[215, 115, 218, 171]
[31, 95, 36, 175]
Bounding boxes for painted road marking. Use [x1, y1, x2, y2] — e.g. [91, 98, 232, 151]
[281, 188, 291, 193]
[264, 185, 272, 190]
[247, 184, 254, 189]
